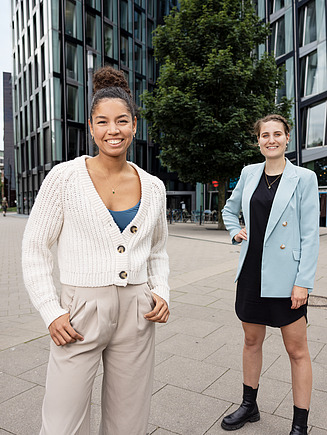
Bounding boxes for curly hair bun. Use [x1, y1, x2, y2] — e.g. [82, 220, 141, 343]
[93, 66, 131, 96]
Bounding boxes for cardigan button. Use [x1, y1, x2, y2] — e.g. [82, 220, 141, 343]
[282, 221, 287, 227]
[119, 271, 127, 279]
[280, 244, 286, 249]
[130, 225, 138, 234]
[117, 245, 125, 253]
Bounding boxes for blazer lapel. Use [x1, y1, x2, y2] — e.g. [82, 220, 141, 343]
[264, 159, 299, 244]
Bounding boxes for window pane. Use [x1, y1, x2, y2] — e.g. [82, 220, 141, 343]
[66, 43, 77, 80]
[67, 85, 78, 120]
[68, 127, 78, 160]
[104, 0, 112, 20]
[306, 101, 326, 148]
[120, 0, 128, 31]
[305, 0, 317, 45]
[147, 20, 154, 47]
[148, 0, 154, 17]
[134, 10, 142, 40]
[86, 14, 96, 48]
[104, 24, 113, 58]
[301, 42, 327, 97]
[148, 50, 154, 81]
[120, 35, 129, 66]
[306, 51, 318, 96]
[275, 16, 285, 57]
[135, 78, 144, 107]
[65, 0, 76, 37]
[135, 44, 142, 74]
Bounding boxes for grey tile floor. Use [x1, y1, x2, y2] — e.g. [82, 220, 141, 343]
[0, 215, 326, 434]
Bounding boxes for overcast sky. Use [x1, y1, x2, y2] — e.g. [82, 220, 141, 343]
[0, 0, 13, 151]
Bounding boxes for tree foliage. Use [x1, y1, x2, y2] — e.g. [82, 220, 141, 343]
[142, 0, 292, 185]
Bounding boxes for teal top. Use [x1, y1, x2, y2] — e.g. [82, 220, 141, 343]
[108, 200, 141, 232]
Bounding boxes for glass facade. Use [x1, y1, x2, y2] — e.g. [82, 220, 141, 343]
[12, 0, 161, 213]
[260, 0, 327, 188]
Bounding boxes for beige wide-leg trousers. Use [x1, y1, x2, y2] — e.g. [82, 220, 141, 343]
[40, 283, 155, 435]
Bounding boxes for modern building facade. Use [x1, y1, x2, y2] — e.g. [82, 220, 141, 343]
[3, 72, 16, 208]
[11, 0, 187, 214]
[255, 0, 327, 224]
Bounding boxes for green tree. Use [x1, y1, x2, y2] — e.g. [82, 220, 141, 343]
[142, 0, 292, 227]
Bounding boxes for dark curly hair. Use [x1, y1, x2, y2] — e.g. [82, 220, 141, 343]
[254, 114, 291, 138]
[90, 66, 136, 121]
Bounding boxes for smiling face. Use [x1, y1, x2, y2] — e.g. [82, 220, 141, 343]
[88, 98, 137, 159]
[258, 120, 289, 161]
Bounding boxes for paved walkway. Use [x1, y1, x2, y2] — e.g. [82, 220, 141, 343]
[0, 214, 326, 435]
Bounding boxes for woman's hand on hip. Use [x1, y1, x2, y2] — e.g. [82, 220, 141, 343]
[234, 227, 247, 243]
[291, 285, 308, 309]
[48, 313, 84, 346]
[144, 293, 170, 323]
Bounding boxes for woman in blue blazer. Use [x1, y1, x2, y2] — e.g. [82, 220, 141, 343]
[221, 114, 319, 435]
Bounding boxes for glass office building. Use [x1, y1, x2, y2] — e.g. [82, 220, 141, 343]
[255, 0, 327, 223]
[11, 0, 179, 214]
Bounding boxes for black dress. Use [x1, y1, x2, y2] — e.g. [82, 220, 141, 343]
[235, 172, 307, 327]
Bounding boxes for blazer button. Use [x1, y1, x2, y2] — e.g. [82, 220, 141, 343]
[280, 244, 286, 249]
[119, 271, 127, 279]
[130, 225, 138, 234]
[117, 245, 125, 253]
[282, 221, 287, 227]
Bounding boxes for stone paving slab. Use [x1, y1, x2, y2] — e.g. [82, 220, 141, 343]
[0, 216, 327, 434]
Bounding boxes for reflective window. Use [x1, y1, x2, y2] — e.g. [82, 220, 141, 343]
[271, 0, 291, 14]
[271, 9, 292, 57]
[120, 0, 128, 31]
[40, 2, 44, 38]
[300, 41, 327, 97]
[299, 0, 316, 46]
[104, 0, 113, 20]
[104, 24, 113, 58]
[148, 0, 154, 17]
[65, 0, 76, 37]
[147, 20, 154, 47]
[68, 127, 79, 160]
[148, 50, 155, 81]
[135, 78, 144, 107]
[135, 44, 142, 74]
[44, 127, 51, 164]
[42, 86, 48, 123]
[67, 85, 78, 120]
[120, 35, 129, 66]
[86, 14, 96, 48]
[135, 0, 144, 7]
[134, 10, 142, 40]
[66, 43, 77, 80]
[299, 0, 326, 47]
[305, 101, 326, 148]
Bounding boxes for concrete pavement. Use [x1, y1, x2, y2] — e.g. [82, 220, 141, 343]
[0, 214, 326, 434]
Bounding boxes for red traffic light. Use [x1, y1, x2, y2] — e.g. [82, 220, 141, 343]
[212, 180, 219, 188]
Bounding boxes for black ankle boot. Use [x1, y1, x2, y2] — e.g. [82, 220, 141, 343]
[221, 384, 260, 431]
[289, 406, 309, 435]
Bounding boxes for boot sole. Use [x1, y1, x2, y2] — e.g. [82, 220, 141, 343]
[221, 413, 260, 431]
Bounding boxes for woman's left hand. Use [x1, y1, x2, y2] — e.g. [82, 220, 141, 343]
[144, 293, 170, 323]
[291, 285, 308, 309]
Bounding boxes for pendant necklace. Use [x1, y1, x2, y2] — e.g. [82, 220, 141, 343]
[111, 183, 121, 194]
[264, 171, 282, 189]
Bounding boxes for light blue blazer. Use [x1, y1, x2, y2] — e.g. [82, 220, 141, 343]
[222, 158, 320, 297]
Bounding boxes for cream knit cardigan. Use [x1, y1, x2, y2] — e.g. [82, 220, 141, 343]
[22, 156, 170, 327]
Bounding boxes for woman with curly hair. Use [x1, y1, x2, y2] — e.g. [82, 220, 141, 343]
[22, 66, 170, 435]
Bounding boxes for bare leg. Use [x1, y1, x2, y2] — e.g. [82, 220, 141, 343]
[281, 316, 312, 410]
[242, 322, 266, 388]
